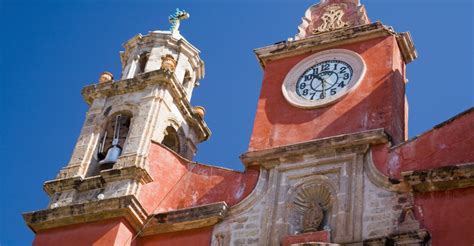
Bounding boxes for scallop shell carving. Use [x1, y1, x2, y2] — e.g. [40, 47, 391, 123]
[292, 182, 333, 213]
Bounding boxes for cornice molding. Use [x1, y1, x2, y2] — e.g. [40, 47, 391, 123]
[254, 22, 417, 69]
[81, 69, 211, 142]
[43, 166, 153, 196]
[140, 202, 228, 236]
[402, 163, 474, 193]
[240, 128, 389, 169]
[23, 195, 148, 233]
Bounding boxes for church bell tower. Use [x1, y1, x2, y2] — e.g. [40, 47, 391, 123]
[23, 9, 211, 245]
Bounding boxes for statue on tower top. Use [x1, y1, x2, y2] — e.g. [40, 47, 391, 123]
[169, 8, 190, 33]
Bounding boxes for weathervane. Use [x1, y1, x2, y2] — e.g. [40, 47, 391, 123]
[169, 8, 190, 33]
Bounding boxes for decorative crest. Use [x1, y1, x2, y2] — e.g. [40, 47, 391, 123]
[169, 8, 190, 33]
[294, 0, 370, 40]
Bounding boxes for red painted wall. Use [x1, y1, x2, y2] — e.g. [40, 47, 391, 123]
[414, 187, 474, 246]
[139, 226, 213, 246]
[249, 35, 407, 151]
[370, 109, 474, 245]
[33, 218, 136, 246]
[372, 108, 474, 178]
[139, 142, 259, 214]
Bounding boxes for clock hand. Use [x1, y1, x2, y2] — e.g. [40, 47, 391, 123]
[321, 78, 326, 97]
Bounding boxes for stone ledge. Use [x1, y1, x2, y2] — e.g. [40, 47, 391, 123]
[240, 129, 389, 169]
[401, 163, 474, 192]
[23, 195, 148, 233]
[141, 202, 228, 236]
[43, 166, 153, 196]
[254, 22, 417, 68]
[364, 229, 430, 246]
[283, 231, 330, 246]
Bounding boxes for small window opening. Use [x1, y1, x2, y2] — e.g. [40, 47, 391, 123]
[183, 69, 192, 88]
[137, 52, 150, 74]
[161, 126, 180, 153]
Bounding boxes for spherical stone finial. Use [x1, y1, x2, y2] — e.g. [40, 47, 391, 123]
[193, 106, 206, 118]
[99, 71, 114, 83]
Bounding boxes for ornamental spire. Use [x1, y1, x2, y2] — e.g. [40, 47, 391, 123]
[168, 8, 190, 34]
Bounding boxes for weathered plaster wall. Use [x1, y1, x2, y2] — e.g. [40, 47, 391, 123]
[414, 187, 474, 246]
[139, 226, 213, 246]
[248, 35, 407, 151]
[370, 109, 474, 246]
[372, 108, 474, 178]
[33, 218, 136, 246]
[139, 142, 259, 214]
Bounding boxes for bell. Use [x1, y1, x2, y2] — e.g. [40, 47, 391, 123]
[98, 114, 124, 171]
[98, 145, 122, 171]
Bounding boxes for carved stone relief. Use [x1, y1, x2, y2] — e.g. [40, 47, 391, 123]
[314, 5, 348, 34]
[290, 181, 334, 233]
[294, 0, 370, 40]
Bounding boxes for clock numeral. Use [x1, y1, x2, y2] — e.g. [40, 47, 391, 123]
[333, 63, 338, 70]
[330, 88, 337, 95]
[338, 82, 345, 88]
[321, 64, 330, 71]
[299, 83, 306, 89]
[302, 89, 309, 96]
[310, 92, 316, 100]
[320, 93, 325, 99]
[339, 67, 347, 74]
[304, 74, 314, 81]
[343, 73, 350, 80]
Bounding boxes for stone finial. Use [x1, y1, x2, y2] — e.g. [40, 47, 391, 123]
[295, 0, 370, 40]
[99, 71, 114, 83]
[193, 106, 206, 118]
[169, 8, 190, 33]
[160, 54, 177, 73]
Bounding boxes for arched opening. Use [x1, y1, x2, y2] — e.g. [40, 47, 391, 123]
[161, 126, 180, 153]
[96, 111, 133, 171]
[183, 69, 192, 88]
[137, 51, 150, 74]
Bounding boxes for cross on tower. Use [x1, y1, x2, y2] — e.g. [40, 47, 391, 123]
[169, 8, 190, 33]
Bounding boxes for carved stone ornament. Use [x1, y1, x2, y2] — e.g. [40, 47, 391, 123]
[161, 54, 177, 72]
[291, 181, 334, 233]
[294, 0, 370, 40]
[99, 71, 114, 83]
[302, 203, 324, 232]
[314, 5, 348, 33]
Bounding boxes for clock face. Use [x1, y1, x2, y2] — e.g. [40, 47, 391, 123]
[282, 49, 366, 109]
[295, 60, 353, 101]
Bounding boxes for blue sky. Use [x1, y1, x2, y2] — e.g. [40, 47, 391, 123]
[0, 0, 472, 244]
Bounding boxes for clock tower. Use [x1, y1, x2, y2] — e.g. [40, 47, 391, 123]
[249, 0, 416, 151]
